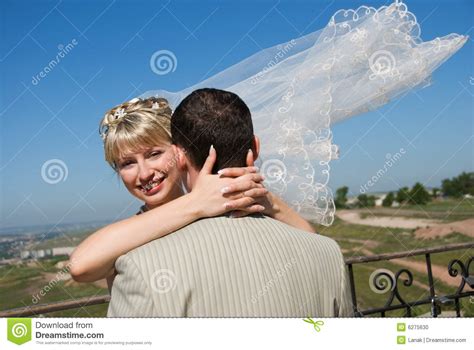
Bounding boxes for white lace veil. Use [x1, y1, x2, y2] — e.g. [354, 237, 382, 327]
[140, 1, 467, 225]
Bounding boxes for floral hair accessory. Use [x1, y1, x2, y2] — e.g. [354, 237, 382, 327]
[113, 108, 126, 119]
[99, 108, 128, 141]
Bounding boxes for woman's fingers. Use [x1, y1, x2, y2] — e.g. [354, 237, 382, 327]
[231, 204, 266, 218]
[231, 187, 268, 200]
[221, 180, 265, 195]
[236, 173, 264, 183]
[200, 145, 217, 175]
[224, 197, 256, 210]
[225, 187, 267, 200]
[221, 174, 265, 194]
[218, 166, 258, 177]
[241, 188, 268, 198]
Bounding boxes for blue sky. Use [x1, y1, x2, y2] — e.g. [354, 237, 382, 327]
[1, 0, 473, 228]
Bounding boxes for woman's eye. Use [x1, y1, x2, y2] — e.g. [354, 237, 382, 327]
[149, 151, 163, 158]
[119, 161, 133, 168]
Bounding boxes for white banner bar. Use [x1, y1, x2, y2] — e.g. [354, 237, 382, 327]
[0, 318, 472, 349]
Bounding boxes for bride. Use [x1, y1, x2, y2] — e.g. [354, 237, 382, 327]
[71, 0, 466, 285]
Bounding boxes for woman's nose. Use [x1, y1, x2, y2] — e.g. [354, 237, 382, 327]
[138, 162, 154, 182]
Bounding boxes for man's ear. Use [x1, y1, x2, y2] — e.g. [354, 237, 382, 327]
[252, 135, 260, 161]
[246, 135, 260, 167]
[171, 144, 187, 171]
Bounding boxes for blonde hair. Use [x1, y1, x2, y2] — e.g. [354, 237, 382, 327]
[99, 97, 172, 171]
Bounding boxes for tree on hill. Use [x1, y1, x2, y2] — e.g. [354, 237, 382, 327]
[357, 194, 376, 208]
[442, 172, 474, 197]
[396, 187, 410, 204]
[408, 182, 431, 205]
[335, 186, 349, 208]
[382, 192, 394, 207]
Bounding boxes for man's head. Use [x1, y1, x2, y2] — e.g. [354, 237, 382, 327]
[171, 88, 259, 190]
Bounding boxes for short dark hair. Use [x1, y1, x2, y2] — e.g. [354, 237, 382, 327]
[171, 88, 254, 173]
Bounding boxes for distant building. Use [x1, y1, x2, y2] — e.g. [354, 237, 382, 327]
[375, 194, 386, 207]
[20, 247, 74, 260]
[52, 247, 75, 256]
[349, 192, 399, 208]
[346, 197, 358, 207]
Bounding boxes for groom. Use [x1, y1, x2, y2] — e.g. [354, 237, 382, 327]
[107, 88, 352, 317]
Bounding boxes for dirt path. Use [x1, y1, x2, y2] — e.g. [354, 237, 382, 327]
[337, 210, 440, 229]
[414, 219, 474, 239]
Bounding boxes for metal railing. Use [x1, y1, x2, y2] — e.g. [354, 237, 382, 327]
[346, 242, 474, 317]
[0, 295, 110, 318]
[0, 242, 472, 318]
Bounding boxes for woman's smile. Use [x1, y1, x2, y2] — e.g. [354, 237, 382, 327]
[140, 173, 167, 195]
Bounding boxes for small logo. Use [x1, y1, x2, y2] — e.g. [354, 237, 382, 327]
[150, 269, 177, 294]
[397, 335, 406, 345]
[303, 317, 324, 332]
[397, 322, 406, 332]
[369, 50, 396, 77]
[261, 159, 287, 184]
[7, 318, 32, 345]
[150, 50, 177, 75]
[369, 268, 395, 294]
[41, 159, 68, 184]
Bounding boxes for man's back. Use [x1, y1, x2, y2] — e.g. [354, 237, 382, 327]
[108, 215, 352, 317]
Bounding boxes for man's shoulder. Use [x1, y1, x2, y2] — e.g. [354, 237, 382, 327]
[118, 216, 230, 264]
[121, 215, 341, 263]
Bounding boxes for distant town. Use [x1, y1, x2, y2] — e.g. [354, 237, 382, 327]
[0, 221, 108, 266]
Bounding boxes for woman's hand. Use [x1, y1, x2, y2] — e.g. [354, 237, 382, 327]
[215, 148, 280, 218]
[218, 163, 316, 232]
[190, 146, 268, 218]
[217, 166, 278, 218]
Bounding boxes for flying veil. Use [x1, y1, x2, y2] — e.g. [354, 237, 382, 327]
[140, 1, 467, 225]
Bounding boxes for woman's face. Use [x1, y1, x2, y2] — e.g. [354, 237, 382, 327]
[117, 144, 184, 209]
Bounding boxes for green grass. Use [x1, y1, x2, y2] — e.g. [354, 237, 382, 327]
[402, 198, 474, 212]
[410, 246, 474, 270]
[0, 259, 108, 317]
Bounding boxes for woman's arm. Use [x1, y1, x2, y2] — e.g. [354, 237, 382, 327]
[263, 192, 316, 233]
[70, 190, 212, 282]
[216, 149, 316, 233]
[222, 189, 316, 233]
[70, 147, 266, 283]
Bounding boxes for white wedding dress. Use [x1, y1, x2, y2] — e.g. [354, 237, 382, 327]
[141, 1, 467, 225]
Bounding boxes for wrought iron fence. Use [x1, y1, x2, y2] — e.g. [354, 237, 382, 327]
[346, 242, 474, 317]
[0, 242, 472, 318]
[0, 295, 110, 318]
